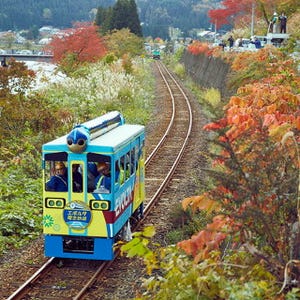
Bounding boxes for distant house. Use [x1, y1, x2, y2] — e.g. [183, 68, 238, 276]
[197, 30, 212, 37]
[38, 37, 52, 45]
[39, 26, 60, 37]
[15, 34, 26, 44]
[39, 26, 54, 35]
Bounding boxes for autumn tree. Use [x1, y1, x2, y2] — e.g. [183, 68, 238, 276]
[104, 28, 145, 58]
[208, 0, 298, 29]
[1, 31, 15, 48]
[0, 58, 75, 178]
[0, 59, 56, 142]
[0, 59, 35, 96]
[0, 60, 42, 149]
[178, 46, 300, 288]
[45, 22, 107, 74]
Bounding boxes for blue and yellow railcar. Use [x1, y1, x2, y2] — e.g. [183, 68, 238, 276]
[42, 111, 145, 260]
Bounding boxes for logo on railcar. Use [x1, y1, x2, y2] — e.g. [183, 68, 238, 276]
[115, 186, 133, 217]
[63, 201, 91, 230]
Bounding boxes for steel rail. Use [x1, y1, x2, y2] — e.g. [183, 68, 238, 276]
[143, 61, 193, 214]
[7, 257, 55, 300]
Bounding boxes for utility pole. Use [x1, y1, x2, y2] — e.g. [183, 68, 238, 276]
[214, 20, 217, 42]
[250, 2, 255, 36]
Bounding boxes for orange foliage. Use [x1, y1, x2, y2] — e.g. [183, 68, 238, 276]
[45, 22, 107, 64]
[224, 82, 300, 143]
[187, 41, 210, 56]
[178, 215, 230, 262]
[204, 48, 300, 144]
[203, 118, 227, 131]
[0, 59, 35, 96]
[179, 46, 300, 269]
[182, 194, 221, 214]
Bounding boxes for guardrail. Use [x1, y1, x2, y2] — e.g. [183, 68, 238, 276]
[0, 54, 53, 63]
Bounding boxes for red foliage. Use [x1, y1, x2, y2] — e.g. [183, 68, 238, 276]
[208, 0, 254, 28]
[45, 22, 107, 64]
[208, 0, 288, 28]
[203, 118, 227, 131]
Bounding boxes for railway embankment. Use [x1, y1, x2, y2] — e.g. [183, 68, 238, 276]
[181, 50, 231, 98]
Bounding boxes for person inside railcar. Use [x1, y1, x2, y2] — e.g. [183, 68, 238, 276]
[87, 162, 98, 192]
[46, 161, 68, 192]
[72, 163, 83, 192]
[94, 162, 112, 193]
[120, 152, 132, 181]
[117, 160, 125, 185]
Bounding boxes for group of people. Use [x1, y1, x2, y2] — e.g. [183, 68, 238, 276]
[219, 35, 262, 50]
[270, 12, 287, 34]
[217, 11, 288, 51]
[46, 161, 113, 193]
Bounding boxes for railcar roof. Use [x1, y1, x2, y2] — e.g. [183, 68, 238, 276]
[43, 124, 144, 152]
[90, 124, 144, 147]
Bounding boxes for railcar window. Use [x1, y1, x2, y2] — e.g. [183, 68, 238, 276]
[87, 162, 98, 192]
[125, 151, 131, 179]
[131, 147, 137, 172]
[72, 163, 83, 193]
[115, 160, 122, 185]
[44, 153, 68, 192]
[120, 153, 129, 181]
[87, 153, 111, 194]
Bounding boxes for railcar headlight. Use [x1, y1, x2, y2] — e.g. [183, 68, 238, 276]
[90, 200, 110, 211]
[46, 198, 65, 208]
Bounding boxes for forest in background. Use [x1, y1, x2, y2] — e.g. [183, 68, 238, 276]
[0, 0, 220, 39]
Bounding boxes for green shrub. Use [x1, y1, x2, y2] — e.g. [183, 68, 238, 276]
[173, 63, 185, 79]
[166, 203, 211, 244]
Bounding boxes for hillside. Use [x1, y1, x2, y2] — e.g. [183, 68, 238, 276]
[0, 0, 221, 39]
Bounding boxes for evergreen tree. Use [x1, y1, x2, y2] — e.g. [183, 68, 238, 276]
[95, 6, 113, 35]
[127, 0, 142, 37]
[110, 0, 142, 37]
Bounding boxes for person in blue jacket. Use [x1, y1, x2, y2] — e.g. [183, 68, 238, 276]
[251, 37, 262, 49]
[46, 161, 68, 192]
[94, 162, 111, 192]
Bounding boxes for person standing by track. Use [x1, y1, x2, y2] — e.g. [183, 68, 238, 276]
[279, 12, 287, 33]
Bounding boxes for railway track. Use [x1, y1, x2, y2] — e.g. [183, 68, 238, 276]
[6, 61, 198, 299]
